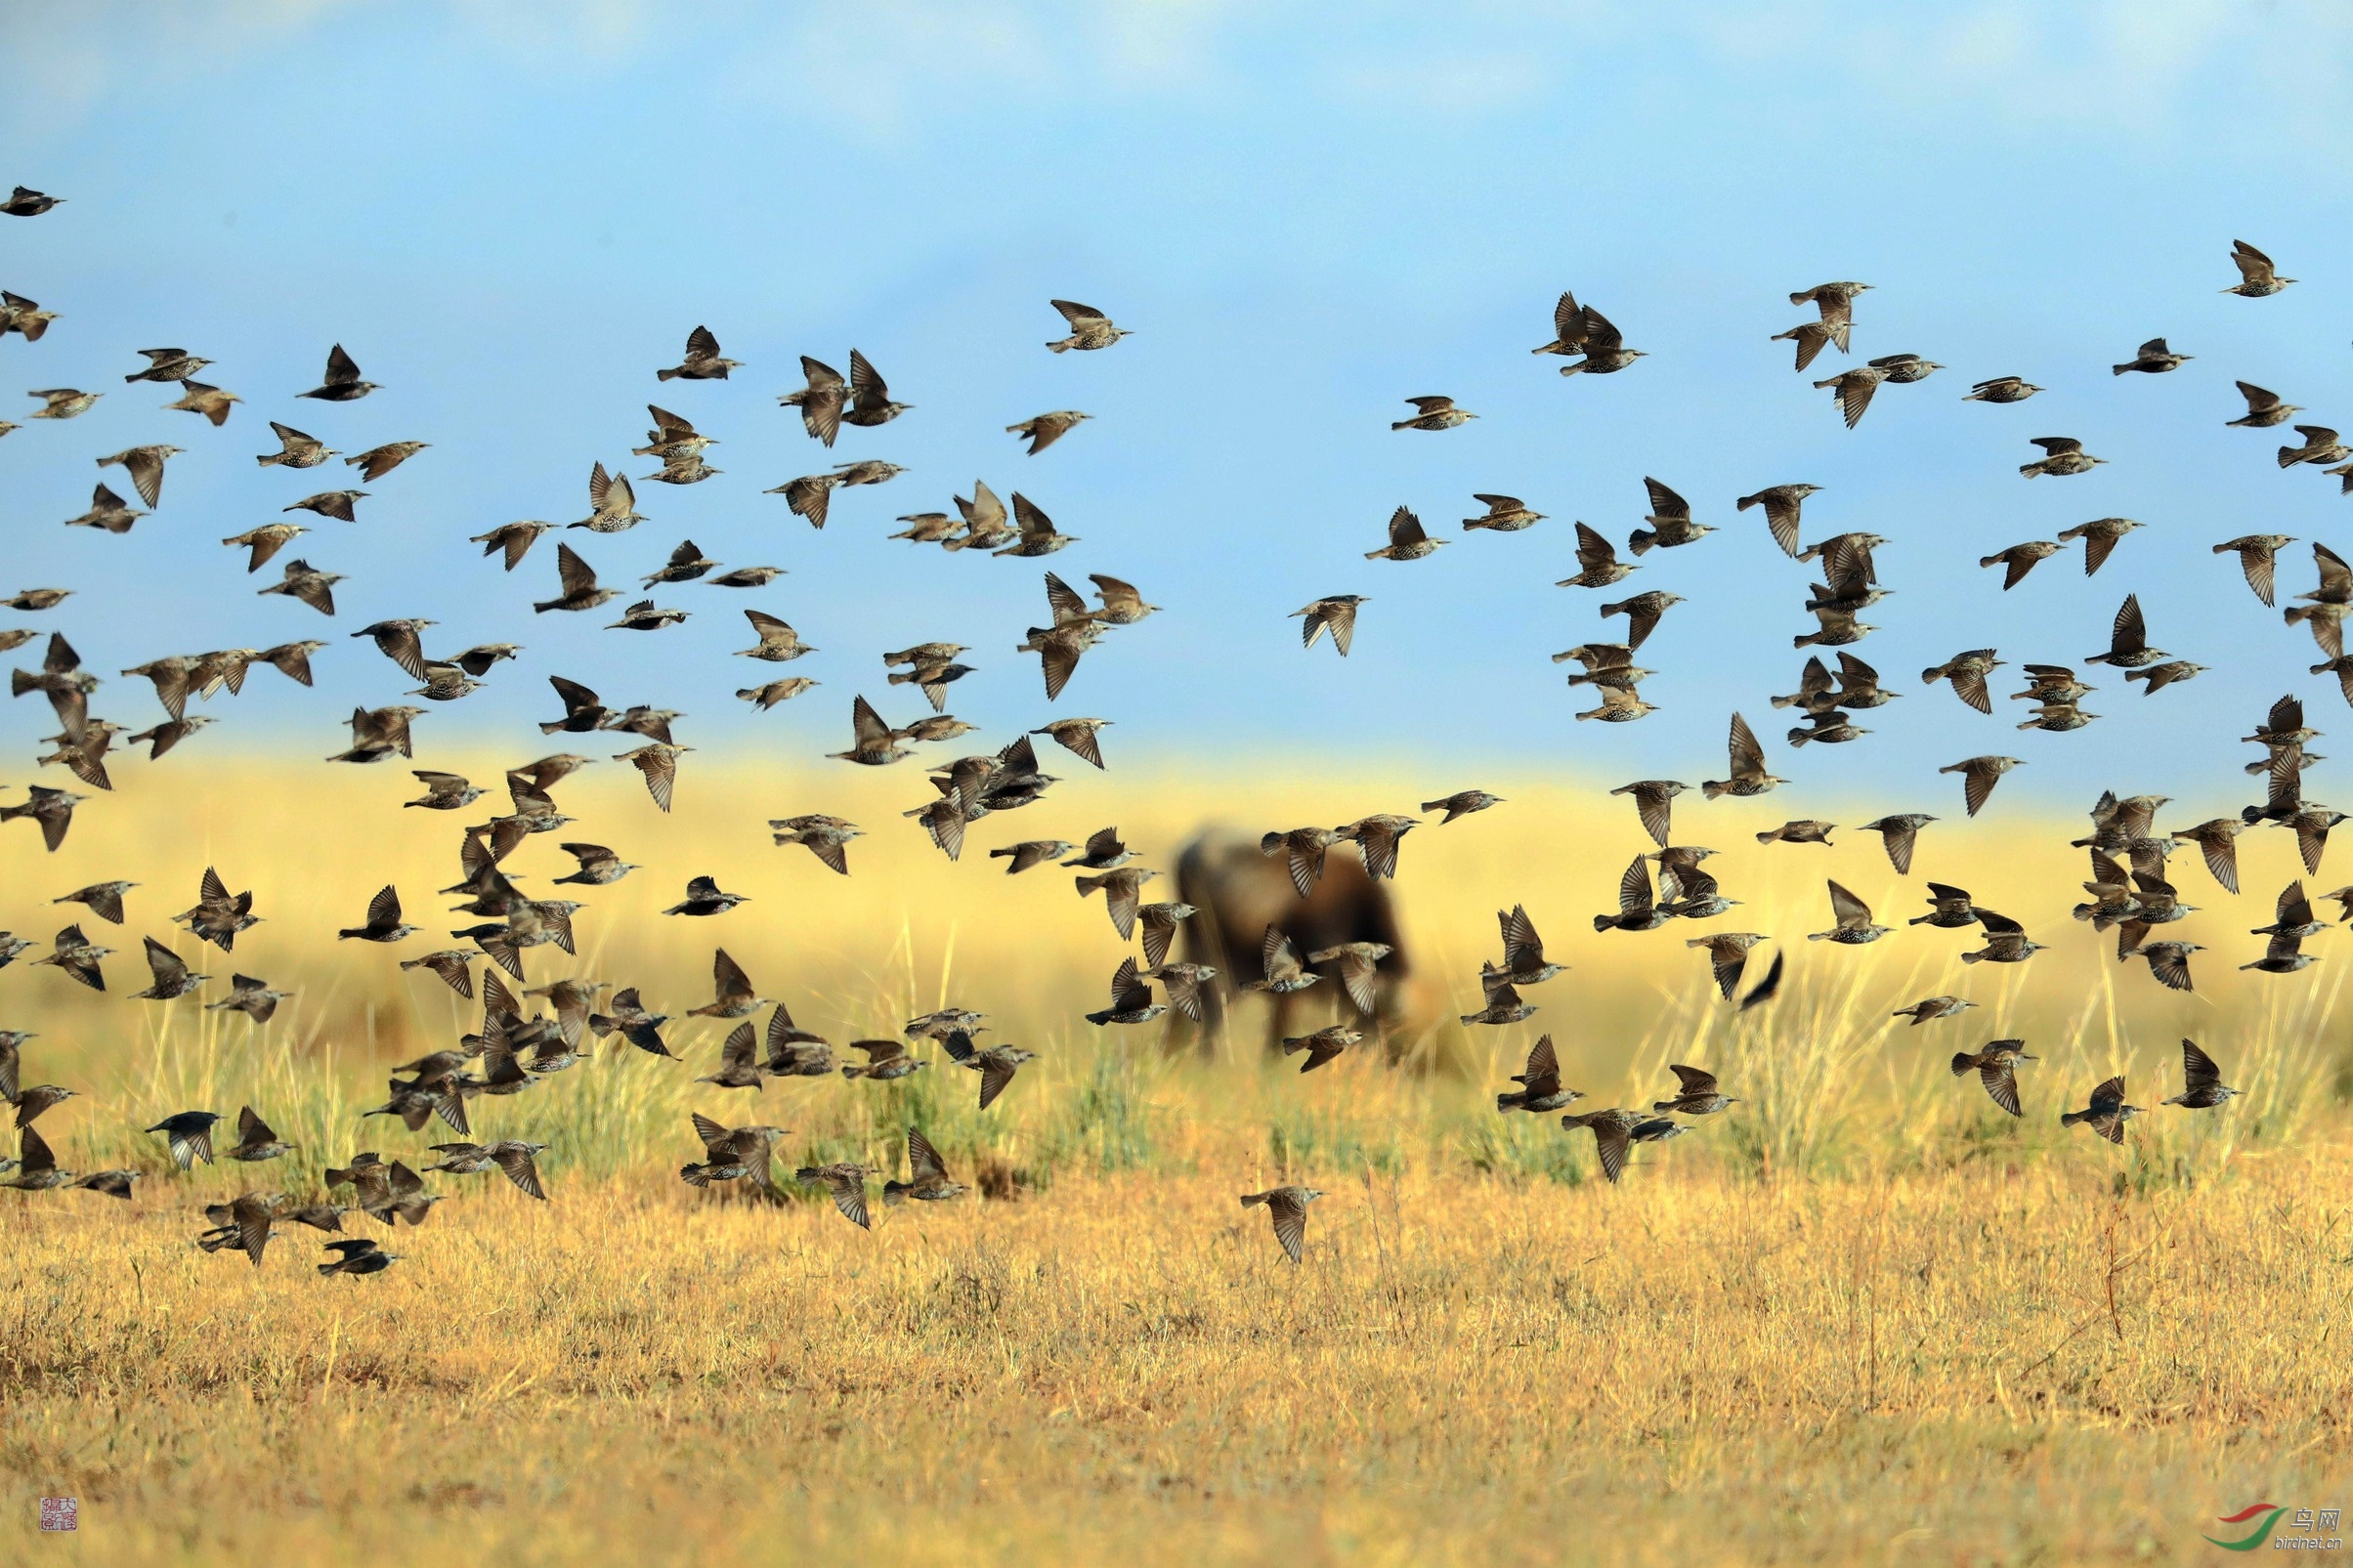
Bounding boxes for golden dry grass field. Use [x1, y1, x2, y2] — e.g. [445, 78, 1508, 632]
[2, 757, 2349, 1564]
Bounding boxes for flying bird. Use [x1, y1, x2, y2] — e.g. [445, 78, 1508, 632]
[1701, 713, 1782, 800]
[1239, 1186, 1321, 1264]
[1941, 755, 2022, 817]
[2019, 437, 2105, 478]
[2216, 534, 2294, 606]
[1365, 505, 1447, 562]
[1735, 485, 1820, 559]
[2163, 1040, 2238, 1110]
[2057, 517, 2143, 575]
[2228, 382, 2300, 428]
[2223, 239, 2293, 297]
[1554, 306, 1643, 375]
[1390, 396, 1476, 432]
[1007, 409, 1089, 454]
[1951, 1041, 2036, 1117]
[298, 344, 379, 401]
[2061, 1077, 2143, 1144]
[1291, 595, 1366, 657]
[2112, 337, 2191, 375]
[1046, 300, 1131, 353]
[657, 325, 739, 382]
[1807, 881, 1888, 945]
[1465, 494, 1544, 531]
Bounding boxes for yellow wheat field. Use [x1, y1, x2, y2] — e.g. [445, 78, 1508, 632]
[1, 757, 2348, 1564]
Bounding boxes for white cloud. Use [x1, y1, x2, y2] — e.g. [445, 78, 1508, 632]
[8, 0, 2353, 154]
[2, 0, 352, 130]
[1683, 0, 2353, 142]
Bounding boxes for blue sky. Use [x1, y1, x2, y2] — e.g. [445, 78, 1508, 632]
[3, 1, 2352, 813]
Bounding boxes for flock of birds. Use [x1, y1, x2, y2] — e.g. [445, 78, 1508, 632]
[0, 183, 2327, 1265]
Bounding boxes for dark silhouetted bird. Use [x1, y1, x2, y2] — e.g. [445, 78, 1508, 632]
[298, 344, 379, 401]
[2113, 337, 2191, 375]
[2163, 1040, 2238, 1110]
[1951, 1041, 2035, 1117]
[2061, 1076, 2142, 1144]
[657, 325, 739, 382]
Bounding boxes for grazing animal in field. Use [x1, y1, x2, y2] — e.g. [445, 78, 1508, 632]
[1172, 830, 1429, 1055]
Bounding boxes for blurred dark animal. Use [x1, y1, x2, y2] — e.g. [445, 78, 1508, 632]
[1172, 829, 1427, 1055]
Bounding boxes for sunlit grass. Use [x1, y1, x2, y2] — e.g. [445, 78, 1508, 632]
[10, 752, 2345, 1192]
[4, 1161, 2349, 1564]
[2, 756, 2348, 1564]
